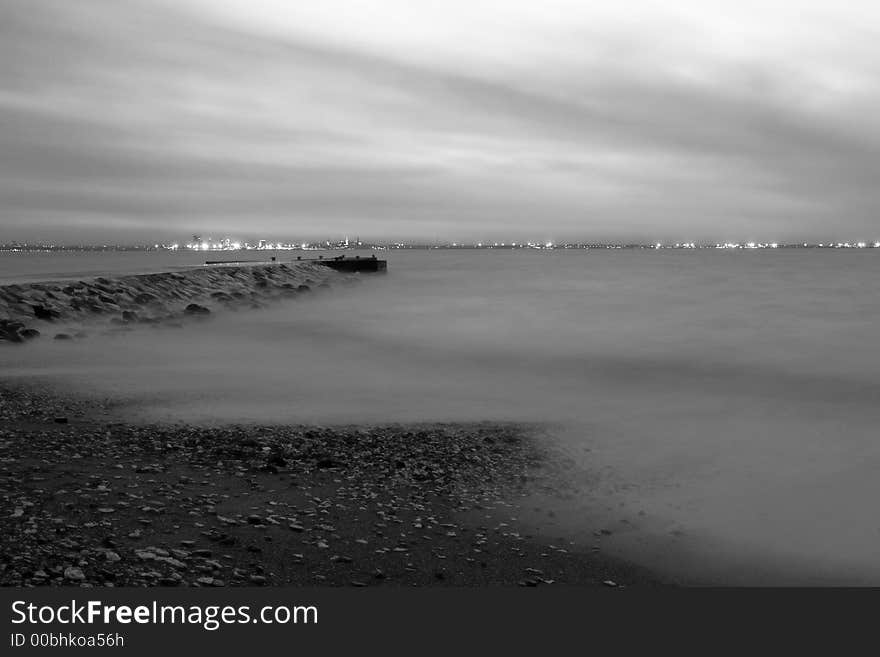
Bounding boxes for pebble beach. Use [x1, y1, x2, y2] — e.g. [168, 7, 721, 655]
[0, 382, 661, 588]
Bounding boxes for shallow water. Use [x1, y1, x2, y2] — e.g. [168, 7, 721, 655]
[4, 248, 880, 583]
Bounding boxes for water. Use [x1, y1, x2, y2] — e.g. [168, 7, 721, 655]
[3, 248, 880, 584]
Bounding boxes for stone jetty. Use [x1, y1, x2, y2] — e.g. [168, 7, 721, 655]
[0, 262, 349, 344]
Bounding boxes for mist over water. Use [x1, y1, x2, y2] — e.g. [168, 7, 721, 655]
[5, 249, 880, 583]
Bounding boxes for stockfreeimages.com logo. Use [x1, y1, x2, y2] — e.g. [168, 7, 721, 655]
[12, 600, 318, 631]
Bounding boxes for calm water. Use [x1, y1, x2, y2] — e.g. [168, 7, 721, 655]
[3, 248, 880, 584]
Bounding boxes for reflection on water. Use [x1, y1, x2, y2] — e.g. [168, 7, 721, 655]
[4, 249, 880, 583]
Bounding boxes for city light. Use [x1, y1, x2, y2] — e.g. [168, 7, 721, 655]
[6, 238, 880, 254]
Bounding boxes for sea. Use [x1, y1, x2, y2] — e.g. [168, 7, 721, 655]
[3, 247, 880, 585]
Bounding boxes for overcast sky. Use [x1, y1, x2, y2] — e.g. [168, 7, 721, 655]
[2, 0, 880, 243]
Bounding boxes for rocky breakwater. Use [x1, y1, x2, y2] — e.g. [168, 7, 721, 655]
[0, 262, 349, 343]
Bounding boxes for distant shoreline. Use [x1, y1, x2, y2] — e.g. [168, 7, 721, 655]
[3, 242, 880, 252]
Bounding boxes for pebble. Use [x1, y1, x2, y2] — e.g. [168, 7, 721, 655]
[64, 567, 85, 581]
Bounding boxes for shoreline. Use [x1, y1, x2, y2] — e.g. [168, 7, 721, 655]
[0, 381, 668, 588]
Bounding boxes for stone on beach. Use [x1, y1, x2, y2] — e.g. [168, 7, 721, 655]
[63, 566, 85, 581]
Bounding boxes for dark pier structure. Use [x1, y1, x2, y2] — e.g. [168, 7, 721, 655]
[315, 255, 387, 273]
[204, 255, 387, 273]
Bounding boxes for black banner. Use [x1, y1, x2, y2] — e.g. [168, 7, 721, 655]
[0, 588, 871, 654]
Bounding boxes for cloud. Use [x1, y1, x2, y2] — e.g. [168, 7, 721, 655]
[1, 0, 879, 242]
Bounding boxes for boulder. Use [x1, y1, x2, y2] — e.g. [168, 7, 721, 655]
[184, 303, 211, 316]
[134, 292, 157, 304]
[19, 328, 40, 340]
[32, 304, 61, 321]
[0, 320, 25, 343]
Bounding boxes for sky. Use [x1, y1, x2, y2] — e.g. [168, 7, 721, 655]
[2, 0, 880, 243]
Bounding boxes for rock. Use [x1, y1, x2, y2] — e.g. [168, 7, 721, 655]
[64, 567, 85, 581]
[249, 575, 267, 585]
[19, 328, 40, 340]
[32, 304, 61, 320]
[121, 310, 139, 323]
[54, 333, 73, 340]
[0, 321, 25, 343]
[184, 303, 211, 316]
[105, 551, 121, 563]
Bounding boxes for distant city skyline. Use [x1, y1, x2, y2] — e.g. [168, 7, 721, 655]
[4, 1, 880, 243]
[5, 236, 880, 252]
